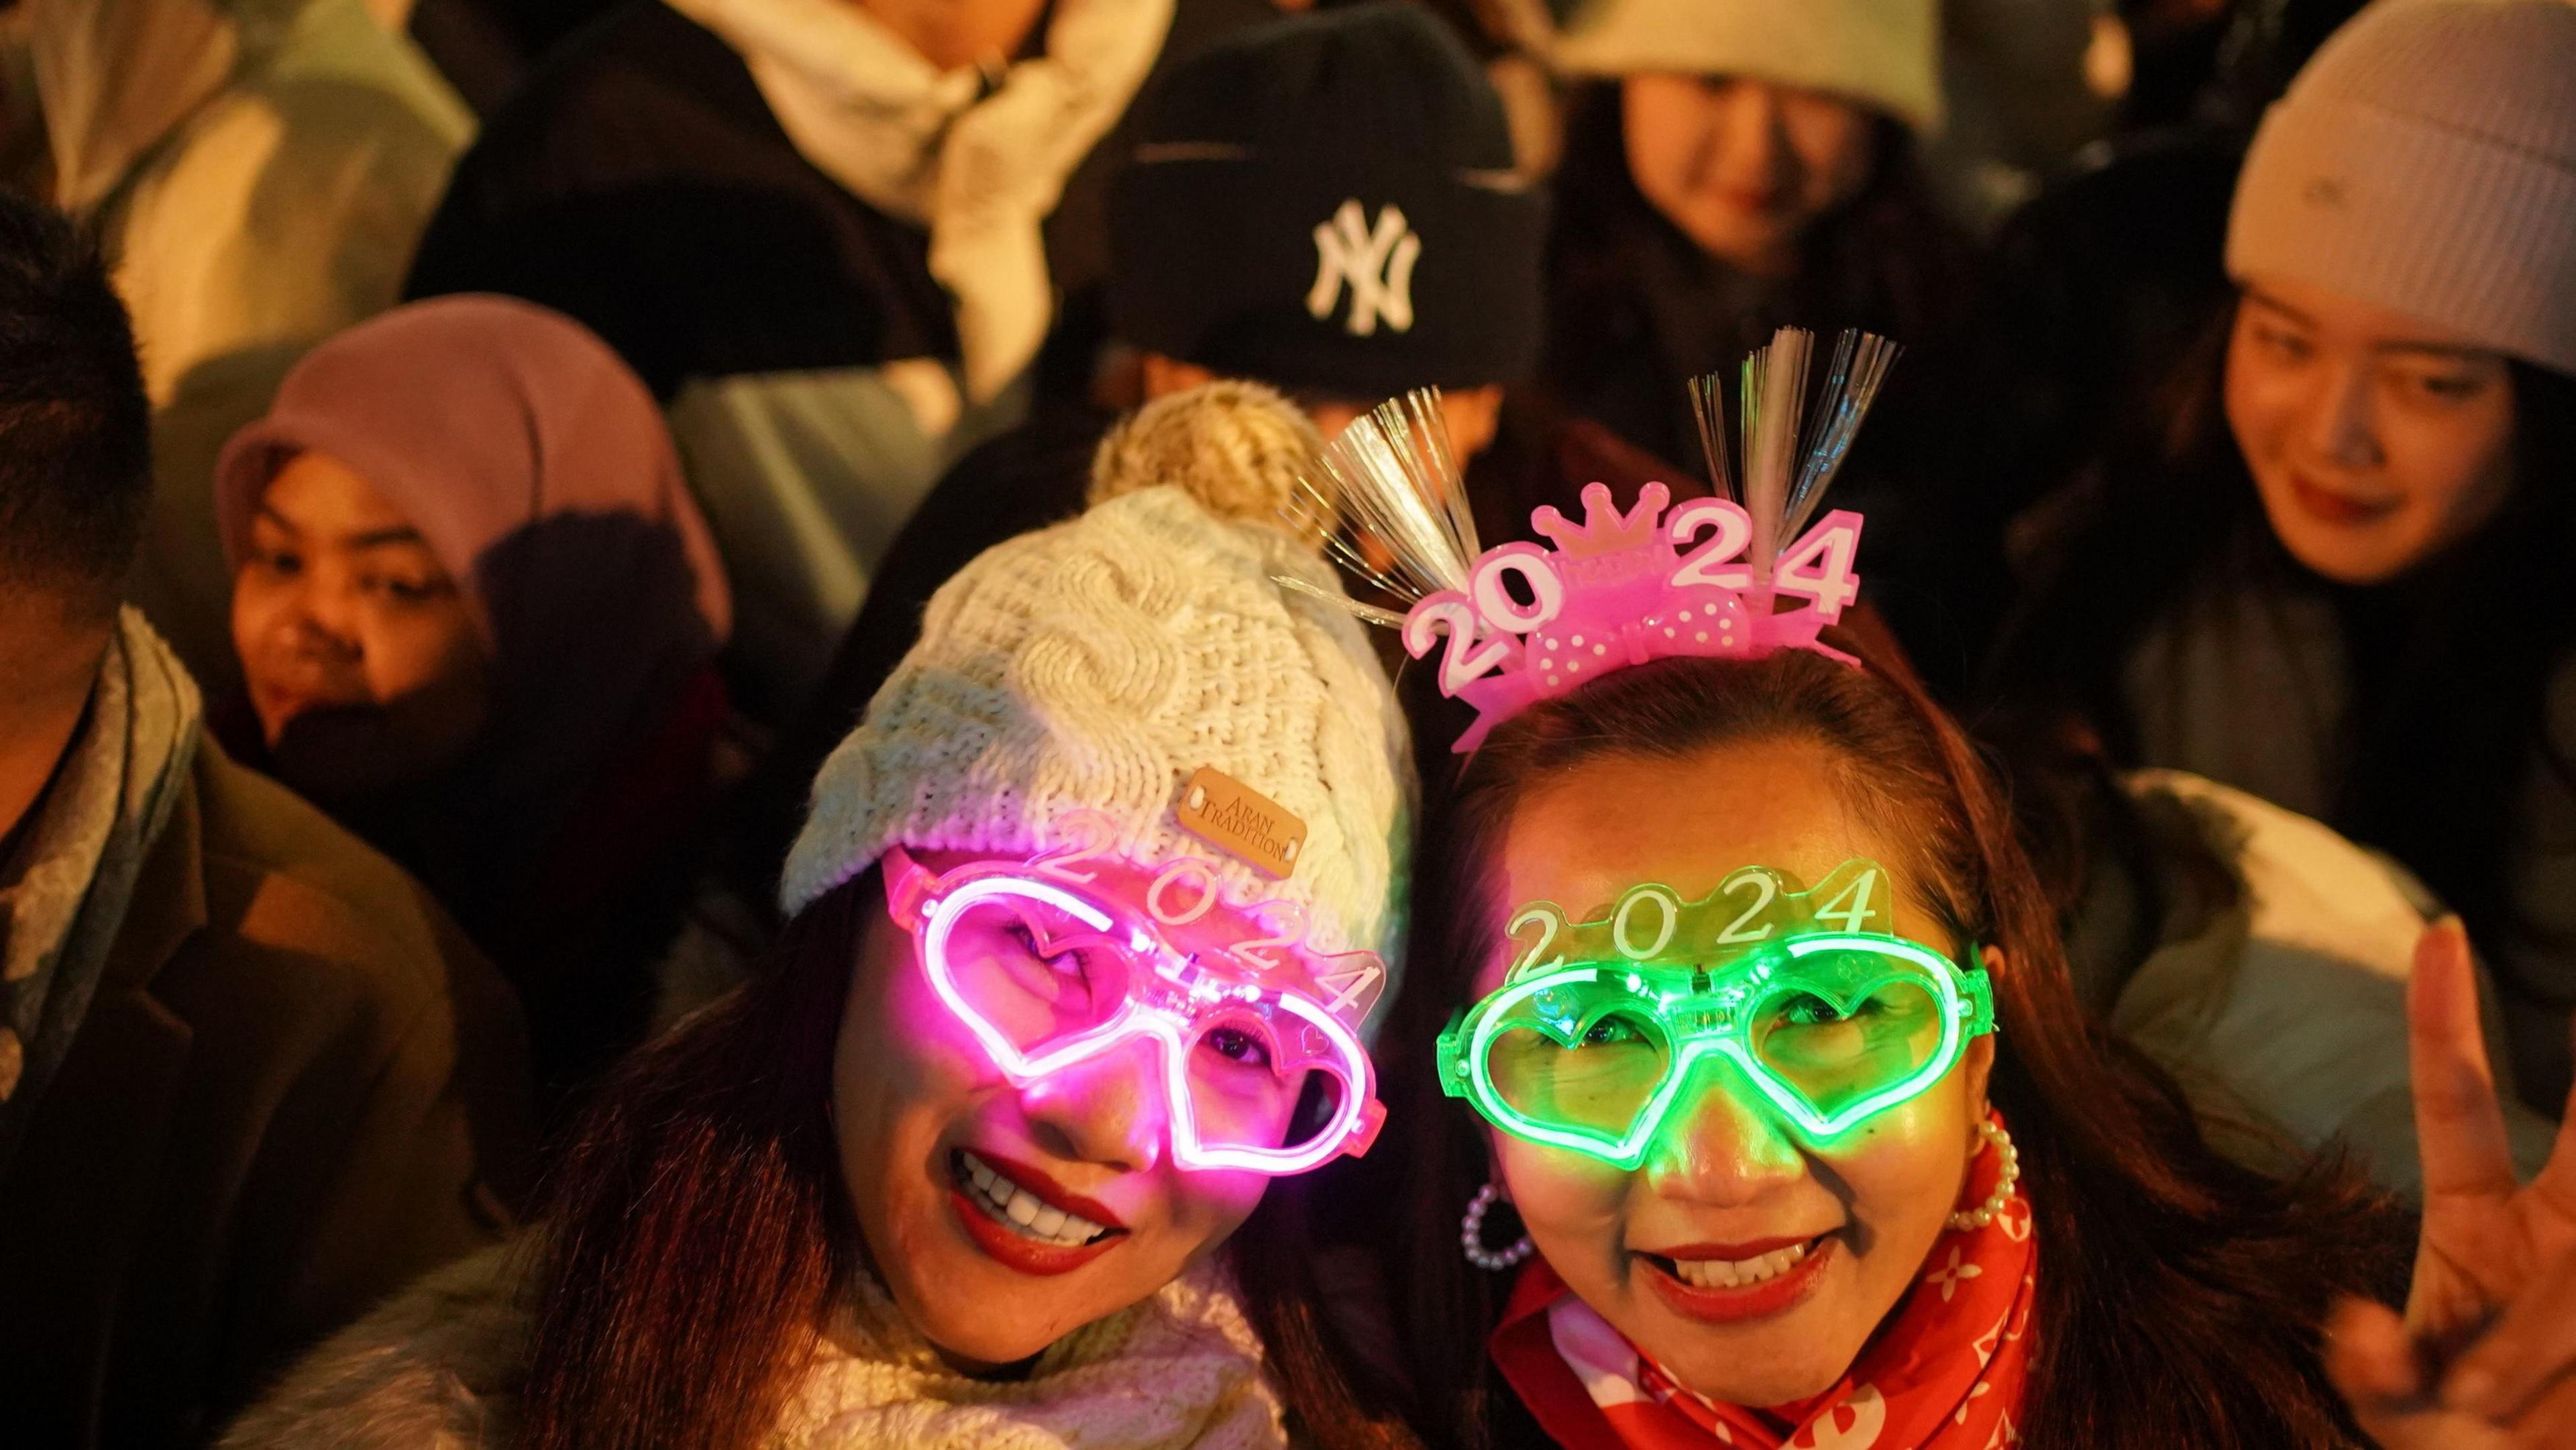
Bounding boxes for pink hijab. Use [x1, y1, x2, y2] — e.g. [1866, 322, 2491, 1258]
[213, 295, 731, 922]
[215, 293, 729, 650]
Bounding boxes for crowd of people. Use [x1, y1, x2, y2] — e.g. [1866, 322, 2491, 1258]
[0, 0, 2571, 1446]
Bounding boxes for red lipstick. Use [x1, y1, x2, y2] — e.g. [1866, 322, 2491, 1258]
[1652, 1235, 1815, 1259]
[964, 1148, 1128, 1227]
[948, 1148, 1128, 1278]
[1639, 1234, 1837, 1324]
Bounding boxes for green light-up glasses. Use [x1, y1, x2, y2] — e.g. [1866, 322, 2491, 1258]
[1436, 861, 1994, 1166]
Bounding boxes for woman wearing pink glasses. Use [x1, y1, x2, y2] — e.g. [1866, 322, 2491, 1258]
[221, 383, 1419, 1450]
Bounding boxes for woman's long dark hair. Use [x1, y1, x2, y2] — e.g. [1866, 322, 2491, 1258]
[1988, 309, 2576, 1013]
[1377, 642, 2410, 1449]
[515, 867, 1414, 1450]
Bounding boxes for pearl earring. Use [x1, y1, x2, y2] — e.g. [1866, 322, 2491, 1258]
[1947, 1118, 2020, 1232]
[1460, 1182, 1535, 1270]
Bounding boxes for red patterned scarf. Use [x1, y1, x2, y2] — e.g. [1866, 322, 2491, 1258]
[1490, 1115, 2038, 1450]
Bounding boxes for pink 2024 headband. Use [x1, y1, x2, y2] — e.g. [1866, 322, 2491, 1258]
[1404, 481, 1864, 751]
[1290, 327, 1898, 752]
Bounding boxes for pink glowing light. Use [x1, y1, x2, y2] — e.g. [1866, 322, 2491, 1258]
[892, 849, 1383, 1176]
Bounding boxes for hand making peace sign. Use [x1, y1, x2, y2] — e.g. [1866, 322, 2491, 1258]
[2326, 918, 2576, 1449]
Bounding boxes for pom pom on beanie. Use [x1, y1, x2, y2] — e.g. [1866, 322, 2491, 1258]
[1087, 378, 1323, 520]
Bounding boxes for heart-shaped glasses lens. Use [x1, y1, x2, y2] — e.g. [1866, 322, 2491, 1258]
[1742, 947, 1951, 1129]
[934, 887, 1141, 1060]
[1485, 983, 1674, 1141]
[1178, 1007, 1360, 1161]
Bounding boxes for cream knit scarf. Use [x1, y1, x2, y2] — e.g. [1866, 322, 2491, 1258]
[217, 1239, 1291, 1449]
[773, 1257, 1289, 1448]
[660, 0, 1173, 405]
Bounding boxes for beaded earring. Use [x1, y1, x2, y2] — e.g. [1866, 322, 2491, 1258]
[1460, 1182, 1536, 1271]
[1946, 1117, 2021, 1233]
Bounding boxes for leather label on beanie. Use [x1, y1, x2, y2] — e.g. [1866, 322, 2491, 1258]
[1177, 768, 1307, 880]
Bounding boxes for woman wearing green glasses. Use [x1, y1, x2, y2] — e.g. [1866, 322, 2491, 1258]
[1345, 338, 2576, 1449]
[1383, 637, 2576, 1450]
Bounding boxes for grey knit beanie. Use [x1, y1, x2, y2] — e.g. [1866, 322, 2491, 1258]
[780, 382, 1415, 986]
[1554, 0, 1943, 138]
[2226, 0, 2576, 375]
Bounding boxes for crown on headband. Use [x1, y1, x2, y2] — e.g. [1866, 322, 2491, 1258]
[1282, 326, 1900, 752]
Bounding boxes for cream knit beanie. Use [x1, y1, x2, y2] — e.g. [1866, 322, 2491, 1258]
[1552, 0, 1943, 137]
[2227, 0, 2576, 376]
[780, 381, 1415, 985]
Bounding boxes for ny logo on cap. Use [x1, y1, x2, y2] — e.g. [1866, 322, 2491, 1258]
[1307, 200, 1419, 337]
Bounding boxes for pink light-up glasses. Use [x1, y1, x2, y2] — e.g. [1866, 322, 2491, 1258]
[884, 847, 1386, 1175]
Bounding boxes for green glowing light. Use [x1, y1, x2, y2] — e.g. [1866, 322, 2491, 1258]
[1436, 932, 1996, 1168]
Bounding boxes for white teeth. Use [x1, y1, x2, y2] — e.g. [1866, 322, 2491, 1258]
[955, 1151, 1112, 1248]
[1668, 1241, 1811, 1289]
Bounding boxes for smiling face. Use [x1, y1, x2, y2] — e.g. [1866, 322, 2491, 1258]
[1478, 735, 1993, 1405]
[2226, 276, 2521, 585]
[833, 849, 1285, 1370]
[229, 451, 492, 794]
[1622, 73, 1880, 278]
